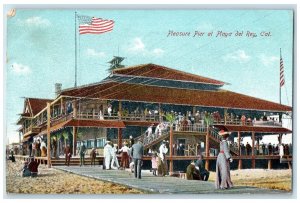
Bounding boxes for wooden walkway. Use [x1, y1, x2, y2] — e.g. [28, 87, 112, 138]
[53, 165, 288, 194]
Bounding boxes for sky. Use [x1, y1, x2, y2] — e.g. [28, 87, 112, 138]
[4, 9, 294, 144]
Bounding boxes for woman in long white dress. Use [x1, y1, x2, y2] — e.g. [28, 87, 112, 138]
[215, 130, 233, 189]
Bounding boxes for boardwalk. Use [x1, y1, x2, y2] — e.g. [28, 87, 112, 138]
[54, 166, 289, 195]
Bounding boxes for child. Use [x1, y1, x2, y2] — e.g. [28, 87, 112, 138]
[21, 161, 31, 177]
[151, 152, 158, 176]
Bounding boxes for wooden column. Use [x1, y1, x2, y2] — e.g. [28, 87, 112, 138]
[73, 127, 77, 156]
[46, 103, 51, 168]
[73, 100, 77, 118]
[238, 131, 242, 169]
[117, 128, 122, 149]
[251, 131, 255, 169]
[158, 103, 161, 122]
[238, 159, 242, 170]
[169, 125, 173, 174]
[224, 108, 228, 124]
[238, 131, 241, 155]
[205, 126, 210, 170]
[268, 159, 272, 169]
[60, 97, 64, 114]
[119, 101, 122, 114]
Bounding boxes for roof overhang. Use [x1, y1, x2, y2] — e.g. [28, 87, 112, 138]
[214, 124, 292, 134]
[66, 119, 125, 128]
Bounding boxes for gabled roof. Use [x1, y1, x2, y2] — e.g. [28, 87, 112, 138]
[25, 98, 53, 116]
[60, 81, 292, 112]
[112, 64, 225, 86]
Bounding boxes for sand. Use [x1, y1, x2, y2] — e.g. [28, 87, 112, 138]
[6, 159, 144, 194]
[208, 169, 292, 191]
[6, 159, 292, 194]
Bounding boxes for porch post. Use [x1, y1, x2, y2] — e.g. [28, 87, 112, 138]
[158, 103, 162, 122]
[118, 101, 122, 115]
[238, 131, 242, 169]
[169, 125, 173, 174]
[73, 100, 77, 118]
[224, 108, 228, 124]
[73, 127, 77, 156]
[118, 128, 122, 149]
[251, 131, 255, 169]
[60, 97, 64, 115]
[46, 102, 51, 168]
[205, 125, 210, 170]
[268, 159, 272, 169]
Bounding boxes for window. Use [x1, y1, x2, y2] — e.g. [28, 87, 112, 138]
[87, 140, 95, 149]
[96, 138, 106, 148]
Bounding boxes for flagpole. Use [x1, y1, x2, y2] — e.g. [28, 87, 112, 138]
[279, 48, 281, 104]
[74, 11, 77, 87]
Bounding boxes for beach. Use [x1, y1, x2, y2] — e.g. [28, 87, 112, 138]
[209, 168, 292, 191]
[6, 159, 292, 194]
[6, 159, 144, 194]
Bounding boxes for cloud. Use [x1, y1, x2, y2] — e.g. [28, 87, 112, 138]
[152, 48, 165, 56]
[259, 54, 279, 66]
[128, 38, 164, 57]
[18, 16, 51, 27]
[86, 48, 106, 58]
[11, 63, 31, 75]
[128, 38, 145, 52]
[223, 50, 251, 63]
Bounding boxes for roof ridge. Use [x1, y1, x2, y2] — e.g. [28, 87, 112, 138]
[112, 63, 151, 73]
[153, 63, 225, 85]
[26, 97, 53, 101]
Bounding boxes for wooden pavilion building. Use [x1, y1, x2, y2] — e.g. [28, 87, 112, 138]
[16, 63, 292, 171]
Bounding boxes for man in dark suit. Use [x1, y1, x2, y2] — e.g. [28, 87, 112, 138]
[79, 142, 86, 166]
[131, 139, 144, 179]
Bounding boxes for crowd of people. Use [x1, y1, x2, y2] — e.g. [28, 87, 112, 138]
[231, 142, 293, 156]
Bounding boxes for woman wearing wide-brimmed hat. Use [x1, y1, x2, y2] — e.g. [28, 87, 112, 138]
[215, 130, 233, 189]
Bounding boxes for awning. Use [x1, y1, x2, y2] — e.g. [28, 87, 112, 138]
[66, 119, 125, 128]
[214, 124, 292, 134]
[38, 119, 72, 136]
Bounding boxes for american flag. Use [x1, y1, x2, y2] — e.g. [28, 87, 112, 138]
[280, 55, 285, 87]
[78, 16, 114, 35]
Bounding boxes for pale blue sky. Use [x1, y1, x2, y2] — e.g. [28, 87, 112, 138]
[5, 9, 293, 143]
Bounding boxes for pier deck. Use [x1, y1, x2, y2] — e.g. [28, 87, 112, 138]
[54, 165, 289, 195]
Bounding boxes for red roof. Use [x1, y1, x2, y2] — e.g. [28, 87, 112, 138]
[61, 82, 291, 112]
[112, 64, 225, 86]
[214, 124, 292, 134]
[27, 98, 53, 116]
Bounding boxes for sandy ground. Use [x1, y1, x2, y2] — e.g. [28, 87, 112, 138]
[6, 159, 292, 194]
[6, 159, 144, 194]
[208, 169, 292, 191]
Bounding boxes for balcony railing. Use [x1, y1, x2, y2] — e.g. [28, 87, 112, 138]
[173, 124, 207, 133]
[213, 118, 282, 127]
[76, 112, 160, 122]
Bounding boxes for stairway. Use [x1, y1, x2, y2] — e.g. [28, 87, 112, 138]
[208, 127, 239, 156]
[134, 128, 170, 149]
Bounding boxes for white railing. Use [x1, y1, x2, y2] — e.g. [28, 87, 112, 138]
[76, 112, 160, 122]
[213, 118, 282, 127]
[173, 124, 207, 133]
